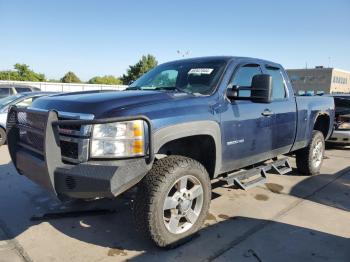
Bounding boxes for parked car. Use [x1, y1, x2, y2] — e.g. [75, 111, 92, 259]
[327, 95, 350, 145]
[0, 84, 41, 99]
[6, 57, 334, 247]
[0, 92, 55, 146]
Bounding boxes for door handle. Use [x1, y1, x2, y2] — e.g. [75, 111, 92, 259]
[261, 109, 274, 117]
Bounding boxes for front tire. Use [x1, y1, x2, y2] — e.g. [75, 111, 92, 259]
[133, 156, 211, 248]
[0, 127, 6, 146]
[295, 130, 325, 175]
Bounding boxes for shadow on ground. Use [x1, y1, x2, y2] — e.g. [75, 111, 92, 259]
[0, 160, 349, 261]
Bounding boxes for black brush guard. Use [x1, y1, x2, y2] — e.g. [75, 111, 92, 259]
[6, 106, 154, 199]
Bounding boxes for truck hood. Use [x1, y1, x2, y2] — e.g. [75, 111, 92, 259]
[31, 90, 192, 118]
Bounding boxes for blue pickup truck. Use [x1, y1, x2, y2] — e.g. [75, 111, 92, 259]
[7, 56, 334, 247]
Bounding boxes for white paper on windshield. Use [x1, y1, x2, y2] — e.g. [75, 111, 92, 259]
[188, 68, 214, 75]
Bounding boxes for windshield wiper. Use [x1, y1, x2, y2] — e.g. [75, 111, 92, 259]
[127, 86, 195, 95]
[126, 86, 141, 90]
[155, 86, 193, 95]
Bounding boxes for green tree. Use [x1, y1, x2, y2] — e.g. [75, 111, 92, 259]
[60, 71, 81, 83]
[0, 64, 46, 81]
[88, 75, 122, 85]
[121, 54, 158, 84]
[0, 70, 19, 81]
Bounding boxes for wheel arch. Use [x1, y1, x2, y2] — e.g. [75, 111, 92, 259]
[153, 121, 222, 178]
[313, 112, 331, 139]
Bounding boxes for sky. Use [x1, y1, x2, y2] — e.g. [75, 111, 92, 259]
[0, 0, 349, 81]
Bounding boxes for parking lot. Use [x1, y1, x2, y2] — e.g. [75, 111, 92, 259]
[0, 145, 349, 262]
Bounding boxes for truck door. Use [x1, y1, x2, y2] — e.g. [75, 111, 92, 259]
[221, 63, 275, 172]
[262, 65, 297, 154]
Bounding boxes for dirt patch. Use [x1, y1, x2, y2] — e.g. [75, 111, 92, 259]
[254, 194, 269, 201]
[108, 247, 128, 257]
[265, 183, 283, 194]
[206, 213, 217, 221]
[218, 214, 230, 220]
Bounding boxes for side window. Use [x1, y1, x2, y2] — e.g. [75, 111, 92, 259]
[266, 67, 287, 100]
[230, 64, 262, 97]
[0, 88, 10, 97]
[16, 87, 31, 93]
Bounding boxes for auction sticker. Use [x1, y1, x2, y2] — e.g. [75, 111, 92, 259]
[188, 68, 214, 75]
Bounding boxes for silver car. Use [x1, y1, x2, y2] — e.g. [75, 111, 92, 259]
[0, 92, 55, 146]
[0, 84, 41, 99]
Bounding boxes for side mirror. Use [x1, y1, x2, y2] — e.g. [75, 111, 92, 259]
[226, 84, 239, 99]
[250, 74, 272, 103]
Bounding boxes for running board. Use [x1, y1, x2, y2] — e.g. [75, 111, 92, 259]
[270, 158, 292, 175]
[221, 158, 292, 190]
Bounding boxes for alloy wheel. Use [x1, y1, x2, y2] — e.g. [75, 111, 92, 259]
[162, 175, 204, 234]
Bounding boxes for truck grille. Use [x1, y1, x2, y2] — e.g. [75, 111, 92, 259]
[15, 110, 93, 163]
[58, 116, 82, 131]
[60, 140, 79, 159]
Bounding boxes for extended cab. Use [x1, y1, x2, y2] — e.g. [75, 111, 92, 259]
[7, 57, 334, 247]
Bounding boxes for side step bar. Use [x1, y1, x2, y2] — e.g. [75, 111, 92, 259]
[270, 158, 292, 175]
[220, 158, 292, 190]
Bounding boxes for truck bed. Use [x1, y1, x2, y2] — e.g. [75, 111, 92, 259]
[292, 95, 335, 151]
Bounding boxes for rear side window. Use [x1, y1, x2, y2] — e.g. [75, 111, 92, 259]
[16, 87, 32, 93]
[266, 66, 287, 100]
[230, 64, 262, 97]
[0, 88, 10, 97]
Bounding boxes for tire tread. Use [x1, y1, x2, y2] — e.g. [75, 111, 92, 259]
[295, 130, 324, 175]
[133, 155, 210, 247]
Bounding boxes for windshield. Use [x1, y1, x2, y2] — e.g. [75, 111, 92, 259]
[127, 59, 227, 95]
[0, 94, 25, 109]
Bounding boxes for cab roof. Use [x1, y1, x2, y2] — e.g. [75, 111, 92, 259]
[162, 56, 282, 68]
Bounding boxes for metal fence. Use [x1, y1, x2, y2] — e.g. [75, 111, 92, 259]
[0, 80, 127, 92]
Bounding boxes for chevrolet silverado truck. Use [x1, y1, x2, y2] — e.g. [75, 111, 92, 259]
[7, 56, 334, 247]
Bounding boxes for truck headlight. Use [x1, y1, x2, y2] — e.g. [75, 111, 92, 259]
[90, 120, 145, 158]
[338, 122, 350, 130]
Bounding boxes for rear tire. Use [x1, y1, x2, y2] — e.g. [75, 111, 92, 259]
[295, 130, 325, 175]
[133, 156, 211, 248]
[0, 127, 6, 146]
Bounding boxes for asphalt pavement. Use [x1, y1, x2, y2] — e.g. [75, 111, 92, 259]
[0, 145, 349, 262]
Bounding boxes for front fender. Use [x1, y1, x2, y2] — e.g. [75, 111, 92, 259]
[153, 121, 222, 177]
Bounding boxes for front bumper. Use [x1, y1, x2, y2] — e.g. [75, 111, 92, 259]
[327, 130, 350, 144]
[7, 106, 154, 200]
